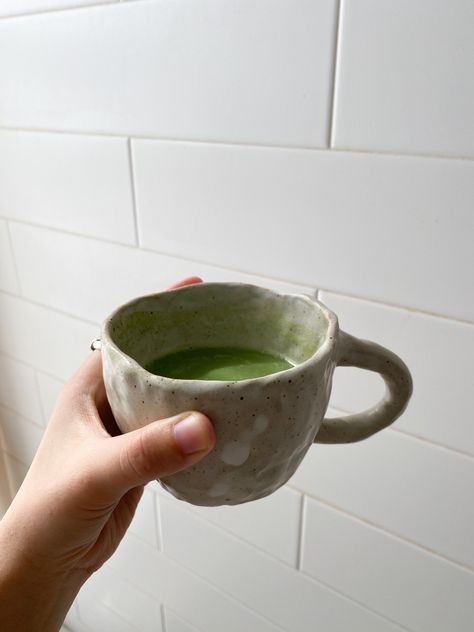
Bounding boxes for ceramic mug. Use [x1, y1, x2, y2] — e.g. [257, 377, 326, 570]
[96, 282, 412, 506]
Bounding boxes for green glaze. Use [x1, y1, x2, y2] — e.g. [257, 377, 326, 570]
[145, 346, 294, 381]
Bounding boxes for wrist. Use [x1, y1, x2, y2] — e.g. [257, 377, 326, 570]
[0, 518, 87, 632]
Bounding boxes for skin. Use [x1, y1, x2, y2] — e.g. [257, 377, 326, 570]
[0, 277, 216, 631]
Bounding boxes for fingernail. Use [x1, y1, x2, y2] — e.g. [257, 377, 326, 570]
[174, 414, 211, 455]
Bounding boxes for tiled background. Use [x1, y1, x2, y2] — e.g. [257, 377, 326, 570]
[0, 1, 473, 631]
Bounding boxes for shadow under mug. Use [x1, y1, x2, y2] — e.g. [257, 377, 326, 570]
[97, 282, 412, 506]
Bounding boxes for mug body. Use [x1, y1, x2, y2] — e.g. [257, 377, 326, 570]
[101, 282, 338, 505]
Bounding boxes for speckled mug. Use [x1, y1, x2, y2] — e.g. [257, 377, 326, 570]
[98, 282, 412, 506]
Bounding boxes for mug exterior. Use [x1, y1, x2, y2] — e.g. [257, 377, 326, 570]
[101, 283, 339, 506]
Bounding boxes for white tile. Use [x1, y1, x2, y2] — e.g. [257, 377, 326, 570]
[0, 130, 135, 245]
[3, 452, 29, 499]
[303, 498, 474, 632]
[76, 595, 136, 632]
[0, 0, 337, 147]
[156, 484, 301, 566]
[0, 292, 98, 380]
[290, 428, 474, 570]
[0, 453, 13, 515]
[0, 353, 44, 423]
[36, 371, 64, 425]
[333, 0, 474, 158]
[0, 404, 44, 465]
[78, 565, 162, 632]
[0, 220, 19, 293]
[129, 487, 158, 548]
[0, 1, 115, 18]
[320, 291, 474, 457]
[9, 222, 314, 324]
[165, 609, 202, 632]
[107, 533, 281, 632]
[133, 140, 474, 321]
[64, 602, 91, 632]
[159, 497, 404, 632]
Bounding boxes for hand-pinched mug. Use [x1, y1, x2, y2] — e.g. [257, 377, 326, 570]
[97, 282, 412, 506]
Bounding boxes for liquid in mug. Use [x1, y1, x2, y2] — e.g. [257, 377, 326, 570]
[145, 346, 294, 381]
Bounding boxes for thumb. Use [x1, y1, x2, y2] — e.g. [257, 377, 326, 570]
[97, 411, 216, 494]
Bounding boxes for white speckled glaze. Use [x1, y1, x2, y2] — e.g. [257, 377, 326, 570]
[100, 283, 412, 506]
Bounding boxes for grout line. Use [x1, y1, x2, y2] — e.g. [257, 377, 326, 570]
[1, 214, 137, 251]
[295, 493, 306, 570]
[163, 606, 204, 632]
[0, 0, 118, 21]
[329, 403, 474, 461]
[32, 369, 48, 427]
[327, 0, 342, 148]
[154, 490, 164, 551]
[2, 215, 472, 325]
[0, 125, 473, 163]
[0, 400, 46, 431]
[0, 287, 100, 328]
[286, 484, 474, 575]
[127, 138, 141, 247]
[160, 604, 167, 632]
[158, 536, 409, 632]
[318, 286, 474, 327]
[4, 220, 23, 296]
[0, 349, 66, 384]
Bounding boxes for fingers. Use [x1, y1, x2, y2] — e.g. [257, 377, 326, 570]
[96, 411, 216, 493]
[166, 276, 202, 290]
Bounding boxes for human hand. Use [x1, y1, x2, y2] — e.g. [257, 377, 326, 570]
[0, 276, 216, 631]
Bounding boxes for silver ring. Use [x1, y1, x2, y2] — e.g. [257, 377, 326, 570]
[90, 338, 102, 351]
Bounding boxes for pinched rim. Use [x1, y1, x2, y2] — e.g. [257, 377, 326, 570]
[102, 282, 338, 386]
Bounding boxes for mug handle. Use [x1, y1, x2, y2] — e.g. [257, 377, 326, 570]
[315, 330, 413, 444]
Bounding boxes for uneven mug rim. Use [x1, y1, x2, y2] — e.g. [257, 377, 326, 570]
[101, 282, 339, 385]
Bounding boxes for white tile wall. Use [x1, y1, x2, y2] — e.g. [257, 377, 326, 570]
[0, 353, 44, 422]
[0, 404, 44, 465]
[0, 292, 97, 380]
[0, 220, 19, 293]
[321, 291, 474, 456]
[302, 498, 474, 632]
[290, 428, 474, 570]
[0, 130, 135, 244]
[159, 496, 403, 632]
[0, 0, 337, 147]
[107, 533, 283, 632]
[36, 371, 64, 424]
[8, 221, 314, 324]
[0, 1, 115, 19]
[165, 609, 202, 632]
[1, 0, 473, 631]
[333, 0, 474, 158]
[133, 139, 474, 321]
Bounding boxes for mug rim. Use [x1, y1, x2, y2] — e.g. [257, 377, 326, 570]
[101, 282, 338, 385]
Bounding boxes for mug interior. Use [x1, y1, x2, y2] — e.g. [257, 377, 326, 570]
[105, 283, 331, 373]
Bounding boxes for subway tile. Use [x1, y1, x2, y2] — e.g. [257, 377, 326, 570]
[302, 498, 474, 632]
[159, 497, 404, 632]
[2, 453, 29, 500]
[0, 0, 337, 147]
[78, 564, 162, 632]
[0, 404, 43, 465]
[76, 595, 136, 632]
[63, 602, 91, 632]
[0, 1, 115, 18]
[0, 130, 135, 244]
[36, 371, 64, 424]
[0, 292, 98, 380]
[0, 353, 43, 423]
[165, 609, 202, 632]
[9, 222, 314, 324]
[290, 428, 474, 570]
[133, 140, 474, 321]
[107, 533, 282, 632]
[320, 291, 474, 457]
[156, 484, 301, 566]
[129, 487, 159, 548]
[0, 220, 19, 293]
[333, 0, 474, 158]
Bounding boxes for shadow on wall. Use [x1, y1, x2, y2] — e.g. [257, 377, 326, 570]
[0, 450, 13, 517]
